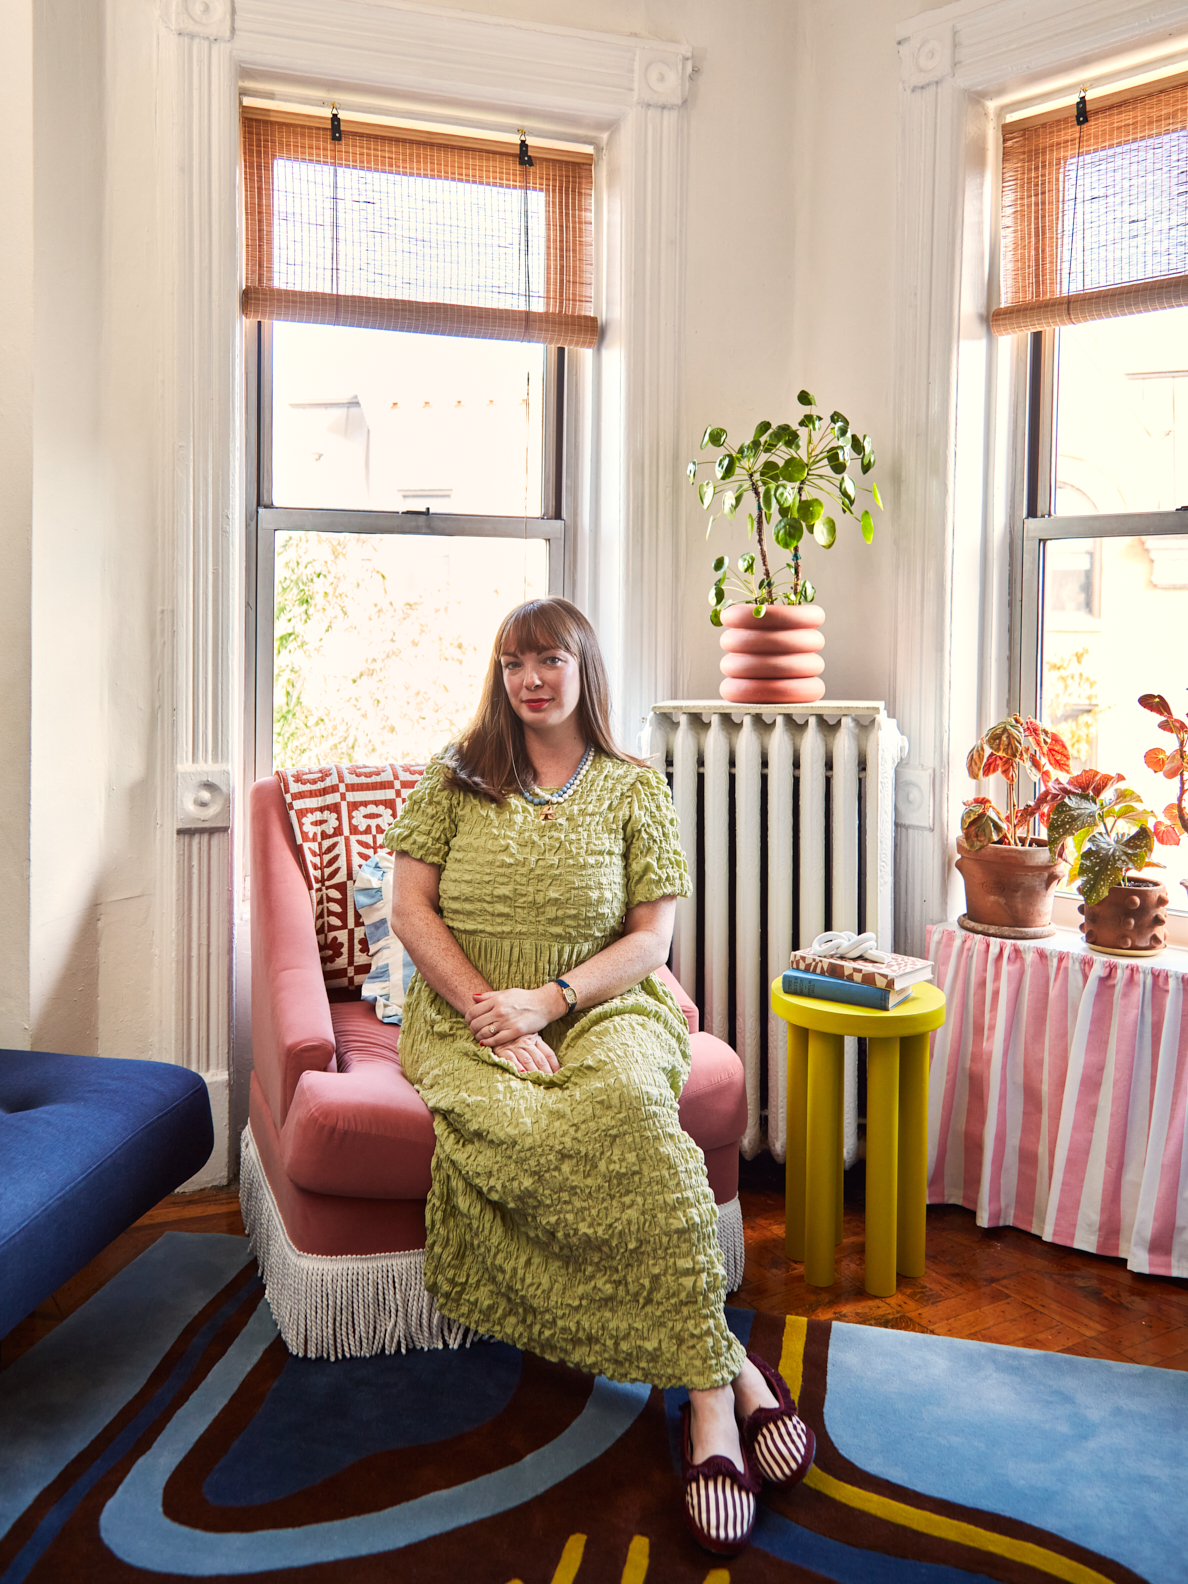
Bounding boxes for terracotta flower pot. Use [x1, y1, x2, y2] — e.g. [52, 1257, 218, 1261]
[1079, 876, 1169, 956]
[718, 604, 827, 704]
[955, 838, 1067, 937]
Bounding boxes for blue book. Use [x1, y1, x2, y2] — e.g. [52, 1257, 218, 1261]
[781, 969, 912, 1011]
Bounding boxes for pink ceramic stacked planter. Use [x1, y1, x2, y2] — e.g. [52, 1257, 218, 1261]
[718, 604, 827, 704]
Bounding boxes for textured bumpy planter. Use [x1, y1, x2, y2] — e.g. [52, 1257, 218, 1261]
[955, 838, 1067, 938]
[1079, 876, 1170, 956]
[718, 604, 827, 704]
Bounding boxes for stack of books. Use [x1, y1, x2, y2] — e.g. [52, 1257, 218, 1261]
[781, 949, 934, 1011]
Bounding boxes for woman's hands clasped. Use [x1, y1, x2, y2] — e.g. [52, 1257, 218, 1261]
[467, 985, 563, 1074]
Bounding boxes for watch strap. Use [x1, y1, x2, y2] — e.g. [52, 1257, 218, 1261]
[554, 977, 578, 1010]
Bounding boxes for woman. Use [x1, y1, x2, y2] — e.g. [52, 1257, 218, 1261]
[385, 597, 813, 1556]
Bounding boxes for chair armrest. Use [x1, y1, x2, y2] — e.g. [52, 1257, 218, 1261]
[655, 963, 700, 1036]
[249, 778, 335, 1128]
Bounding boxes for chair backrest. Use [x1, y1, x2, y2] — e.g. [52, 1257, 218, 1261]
[276, 764, 426, 992]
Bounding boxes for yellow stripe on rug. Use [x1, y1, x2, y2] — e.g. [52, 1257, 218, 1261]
[777, 1316, 1115, 1584]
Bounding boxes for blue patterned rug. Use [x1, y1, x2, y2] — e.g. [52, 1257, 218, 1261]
[1, 1232, 1183, 1582]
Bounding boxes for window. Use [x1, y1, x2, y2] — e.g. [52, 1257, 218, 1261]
[242, 107, 596, 771]
[1004, 78, 1188, 911]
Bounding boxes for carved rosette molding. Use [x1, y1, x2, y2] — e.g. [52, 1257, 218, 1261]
[160, 0, 234, 41]
[891, 0, 1188, 953]
[635, 49, 690, 107]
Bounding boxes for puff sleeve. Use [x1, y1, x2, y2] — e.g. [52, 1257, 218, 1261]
[383, 757, 459, 868]
[624, 768, 692, 908]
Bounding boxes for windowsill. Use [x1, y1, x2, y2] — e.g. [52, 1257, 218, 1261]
[1051, 888, 1188, 949]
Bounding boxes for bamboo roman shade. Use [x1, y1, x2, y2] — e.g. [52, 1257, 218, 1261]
[241, 107, 598, 348]
[993, 77, 1188, 336]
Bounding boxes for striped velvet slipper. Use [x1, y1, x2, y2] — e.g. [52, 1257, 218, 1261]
[678, 1401, 761, 1557]
[739, 1351, 816, 1489]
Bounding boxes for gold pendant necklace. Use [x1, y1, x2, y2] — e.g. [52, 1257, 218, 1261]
[540, 806, 557, 821]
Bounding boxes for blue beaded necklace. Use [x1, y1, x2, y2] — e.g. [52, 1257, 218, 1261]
[518, 743, 594, 821]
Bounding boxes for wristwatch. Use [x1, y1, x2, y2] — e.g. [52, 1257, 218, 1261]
[554, 977, 578, 1011]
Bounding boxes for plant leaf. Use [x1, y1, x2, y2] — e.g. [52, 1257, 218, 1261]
[1139, 692, 1172, 717]
[686, 460, 698, 481]
[872, 481, 884, 510]
[814, 516, 837, 548]
[797, 389, 817, 407]
[1076, 831, 1136, 904]
[1046, 794, 1100, 859]
[698, 480, 714, 508]
[715, 452, 737, 480]
[860, 508, 874, 544]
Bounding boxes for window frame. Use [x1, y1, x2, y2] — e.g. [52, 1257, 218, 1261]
[1011, 326, 1188, 722]
[1009, 324, 1188, 934]
[244, 318, 568, 779]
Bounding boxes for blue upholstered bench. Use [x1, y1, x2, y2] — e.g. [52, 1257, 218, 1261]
[0, 1050, 214, 1339]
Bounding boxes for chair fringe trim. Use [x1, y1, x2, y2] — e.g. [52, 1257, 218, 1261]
[240, 1127, 747, 1355]
[239, 1127, 474, 1360]
[717, 1193, 746, 1293]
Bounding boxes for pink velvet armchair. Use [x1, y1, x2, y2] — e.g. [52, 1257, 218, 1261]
[241, 771, 748, 1359]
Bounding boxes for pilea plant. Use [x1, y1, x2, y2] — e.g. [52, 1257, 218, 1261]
[686, 393, 883, 623]
[1140, 691, 1188, 838]
[1045, 770, 1181, 905]
[961, 715, 1071, 850]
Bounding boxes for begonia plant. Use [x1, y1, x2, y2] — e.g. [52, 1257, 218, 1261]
[960, 715, 1071, 851]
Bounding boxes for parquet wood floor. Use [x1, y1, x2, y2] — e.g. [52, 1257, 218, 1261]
[737, 1159, 1188, 1371]
[5, 1172, 1187, 1372]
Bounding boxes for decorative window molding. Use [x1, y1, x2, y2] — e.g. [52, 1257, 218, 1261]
[152, 0, 691, 1174]
[891, 0, 1188, 951]
[1143, 533, 1188, 587]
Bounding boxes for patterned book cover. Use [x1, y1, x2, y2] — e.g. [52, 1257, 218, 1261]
[781, 970, 913, 1010]
[786, 950, 934, 991]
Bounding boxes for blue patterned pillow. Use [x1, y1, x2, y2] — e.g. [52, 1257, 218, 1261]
[353, 852, 414, 1025]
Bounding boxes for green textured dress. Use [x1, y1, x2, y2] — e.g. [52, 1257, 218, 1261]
[386, 753, 745, 1390]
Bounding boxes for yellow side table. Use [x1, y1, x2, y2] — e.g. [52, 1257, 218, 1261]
[771, 978, 946, 1296]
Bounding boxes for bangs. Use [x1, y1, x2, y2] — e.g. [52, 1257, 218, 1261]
[498, 600, 585, 657]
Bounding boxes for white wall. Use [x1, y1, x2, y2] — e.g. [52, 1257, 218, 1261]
[416, 0, 948, 711]
[23, 0, 167, 1063]
[0, 0, 34, 1050]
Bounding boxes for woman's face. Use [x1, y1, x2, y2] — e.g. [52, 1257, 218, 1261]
[500, 646, 582, 733]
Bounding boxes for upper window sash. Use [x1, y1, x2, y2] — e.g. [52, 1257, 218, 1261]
[241, 108, 598, 350]
[994, 78, 1188, 337]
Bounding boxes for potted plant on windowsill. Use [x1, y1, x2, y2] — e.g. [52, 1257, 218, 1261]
[1045, 768, 1181, 956]
[957, 715, 1071, 938]
[1140, 690, 1188, 911]
[686, 393, 883, 705]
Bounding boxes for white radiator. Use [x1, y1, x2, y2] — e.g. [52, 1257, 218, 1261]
[646, 701, 908, 1162]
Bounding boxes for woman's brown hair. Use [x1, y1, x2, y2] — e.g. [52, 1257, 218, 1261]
[443, 598, 648, 802]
